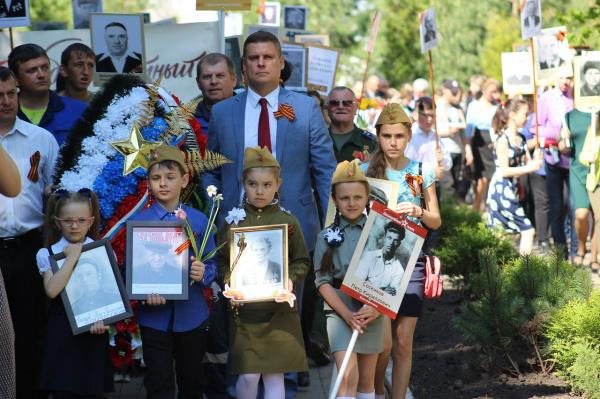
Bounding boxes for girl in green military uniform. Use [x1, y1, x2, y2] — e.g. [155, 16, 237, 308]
[217, 146, 309, 399]
[314, 160, 384, 399]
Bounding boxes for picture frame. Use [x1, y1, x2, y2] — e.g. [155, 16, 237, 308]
[533, 26, 573, 81]
[259, 1, 280, 27]
[126, 220, 189, 300]
[225, 36, 243, 87]
[295, 33, 330, 47]
[228, 224, 289, 303]
[72, 0, 103, 30]
[341, 201, 427, 319]
[0, 0, 30, 28]
[502, 52, 534, 95]
[283, 5, 308, 31]
[419, 8, 438, 53]
[50, 239, 132, 335]
[325, 176, 400, 226]
[281, 42, 306, 91]
[574, 53, 600, 110]
[246, 24, 281, 40]
[90, 13, 146, 85]
[520, 0, 542, 40]
[304, 43, 340, 96]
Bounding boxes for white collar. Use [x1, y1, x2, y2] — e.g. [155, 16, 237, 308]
[2, 117, 30, 138]
[52, 236, 94, 253]
[97, 51, 140, 62]
[247, 86, 280, 108]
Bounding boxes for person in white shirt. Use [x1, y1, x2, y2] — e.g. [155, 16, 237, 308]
[0, 66, 59, 398]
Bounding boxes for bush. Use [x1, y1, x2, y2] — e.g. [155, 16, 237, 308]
[545, 292, 600, 390]
[569, 341, 600, 399]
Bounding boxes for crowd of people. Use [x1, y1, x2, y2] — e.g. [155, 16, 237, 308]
[0, 26, 597, 399]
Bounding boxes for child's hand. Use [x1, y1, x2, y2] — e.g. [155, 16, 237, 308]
[63, 243, 83, 261]
[396, 201, 422, 218]
[190, 257, 205, 282]
[343, 309, 365, 334]
[353, 305, 380, 327]
[90, 320, 109, 335]
[144, 293, 166, 306]
[287, 278, 293, 292]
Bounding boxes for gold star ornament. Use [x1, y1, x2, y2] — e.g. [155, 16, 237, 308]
[111, 124, 163, 175]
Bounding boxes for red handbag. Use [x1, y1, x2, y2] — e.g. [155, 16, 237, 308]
[424, 255, 443, 298]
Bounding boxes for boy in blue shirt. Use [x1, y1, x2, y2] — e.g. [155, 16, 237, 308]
[130, 145, 216, 398]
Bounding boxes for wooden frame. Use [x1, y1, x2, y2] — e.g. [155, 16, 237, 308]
[50, 239, 132, 335]
[304, 43, 340, 96]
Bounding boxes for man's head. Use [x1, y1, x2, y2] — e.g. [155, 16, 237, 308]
[412, 78, 429, 99]
[524, 0, 538, 17]
[196, 53, 237, 104]
[249, 237, 272, 264]
[59, 43, 95, 92]
[8, 44, 51, 95]
[441, 79, 461, 103]
[77, 260, 101, 295]
[104, 22, 128, 57]
[327, 86, 357, 126]
[74, 0, 100, 27]
[382, 222, 405, 257]
[414, 96, 435, 132]
[143, 241, 171, 271]
[424, 14, 434, 31]
[0, 67, 18, 130]
[242, 31, 284, 94]
[583, 61, 600, 89]
[556, 76, 573, 94]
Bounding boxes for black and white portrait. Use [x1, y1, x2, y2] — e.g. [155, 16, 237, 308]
[72, 0, 102, 29]
[259, 2, 280, 27]
[502, 51, 534, 95]
[51, 240, 131, 334]
[91, 13, 145, 75]
[0, 0, 30, 28]
[534, 27, 573, 81]
[419, 8, 438, 53]
[127, 222, 189, 300]
[574, 54, 600, 109]
[230, 225, 288, 302]
[520, 0, 541, 40]
[281, 43, 306, 91]
[283, 5, 307, 31]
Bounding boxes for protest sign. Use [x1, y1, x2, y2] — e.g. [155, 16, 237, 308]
[574, 52, 600, 109]
[533, 26, 573, 81]
[520, 0, 542, 40]
[0, 0, 30, 28]
[341, 201, 426, 319]
[419, 8, 437, 53]
[305, 43, 340, 96]
[502, 51, 534, 95]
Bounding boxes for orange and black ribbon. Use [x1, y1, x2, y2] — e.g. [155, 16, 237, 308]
[274, 103, 295, 121]
[405, 173, 423, 198]
[27, 151, 40, 182]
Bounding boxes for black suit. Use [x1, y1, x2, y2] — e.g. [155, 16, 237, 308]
[0, 0, 26, 17]
[95, 52, 142, 73]
[523, 14, 540, 28]
[540, 57, 565, 70]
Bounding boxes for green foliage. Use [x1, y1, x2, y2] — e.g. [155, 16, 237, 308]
[558, 0, 600, 49]
[433, 203, 516, 282]
[569, 341, 600, 399]
[480, 14, 520, 82]
[545, 292, 600, 381]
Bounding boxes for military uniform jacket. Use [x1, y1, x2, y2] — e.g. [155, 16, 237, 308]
[217, 202, 309, 374]
[330, 124, 378, 163]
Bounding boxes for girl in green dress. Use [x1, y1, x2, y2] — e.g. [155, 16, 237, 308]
[217, 146, 309, 399]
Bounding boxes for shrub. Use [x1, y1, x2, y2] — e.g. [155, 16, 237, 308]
[569, 341, 600, 399]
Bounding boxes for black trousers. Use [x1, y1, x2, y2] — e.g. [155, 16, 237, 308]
[140, 324, 208, 399]
[527, 172, 550, 242]
[0, 229, 46, 399]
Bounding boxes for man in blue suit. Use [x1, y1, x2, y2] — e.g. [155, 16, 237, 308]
[204, 31, 336, 395]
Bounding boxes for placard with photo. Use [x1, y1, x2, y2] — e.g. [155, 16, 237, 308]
[0, 0, 30, 28]
[246, 24, 280, 40]
[533, 26, 573, 81]
[72, 0, 103, 30]
[341, 201, 426, 319]
[228, 224, 289, 303]
[281, 42, 306, 91]
[283, 5, 307, 31]
[259, 2, 280, 27]
[574, 52, 600, 109]
[520, 0, 542, 40]
[50, 239, 132, 335]
[502, 51, 534, 95]
[419, 8, 437, 53]
[305, 43, 340, 96]
[90, 13, 146, 84]
[126, 221, 189, 300]
[295, 34, 329, 47]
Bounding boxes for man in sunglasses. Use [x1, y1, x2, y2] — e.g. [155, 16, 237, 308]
[327, 86, 378, 163]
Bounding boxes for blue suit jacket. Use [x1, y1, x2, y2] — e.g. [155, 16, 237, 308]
[203, 87, 335, 251]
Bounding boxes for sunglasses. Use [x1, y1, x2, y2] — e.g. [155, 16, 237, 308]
[328, 100, 355, 107]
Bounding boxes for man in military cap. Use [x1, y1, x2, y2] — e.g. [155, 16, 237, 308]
[327, 86, 378, 163]
[134, 240, 182, 285]
[71, 259, 122, 315]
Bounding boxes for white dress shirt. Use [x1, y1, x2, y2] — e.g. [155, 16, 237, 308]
[406, 125, 453, 173]
[244, 86, 279, 159]
[0, 118, 59, 237]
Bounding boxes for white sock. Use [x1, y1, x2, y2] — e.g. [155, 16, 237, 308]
[356, 392, 375, 399]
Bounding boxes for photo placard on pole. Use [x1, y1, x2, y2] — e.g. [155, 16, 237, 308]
[574, 52, 600, 110]
[502, 51, 535, 95]
[419, 8, 438, 53]
[532, 26, 573, 81]
[0, 0, 30, 28]
[520, 0, 542, 40]
[72, 0, 103, 30]
[281, 42, 306, 92]
[259, 2, 280, 27]
[305, 43, 340, 96]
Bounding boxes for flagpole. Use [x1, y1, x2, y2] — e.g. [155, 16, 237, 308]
[530, 37, 540, 148]
[428, 50, 439, 150]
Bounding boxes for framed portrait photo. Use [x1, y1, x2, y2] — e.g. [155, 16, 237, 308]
[574, 53, 600, 109]
[228, 224, 288, 303]
[502, 52, 534, 95]
[520, 0, 542, 40]
[90, 13, 146, 84]
[283, 5, 307, 31]
[533, 26, 573, 81]
[72, 0, 103, 29]
[341, 201, 426, 319]
[126, 221, 189, 300]
[0, 0, 30, 28]
[325, 176, 400, 226]
[419, 8, 438, 53]
[259, 1, 280, 27]
[50, 239, 132, 335]
[281, 43, 306, 91]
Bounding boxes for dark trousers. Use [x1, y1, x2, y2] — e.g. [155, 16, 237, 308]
[202, 294, 229, 399]
[140, 324, 207, 399]
[0, 229, 46, 399]
[546, 164, 570, 250]
[528, 173, 550, 242]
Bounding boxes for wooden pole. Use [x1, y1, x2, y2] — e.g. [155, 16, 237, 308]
[428, 50, 439, 150]
[530, 37, 540, 148]
[9, 28, 14, 50]
[360, 51, 372, 99]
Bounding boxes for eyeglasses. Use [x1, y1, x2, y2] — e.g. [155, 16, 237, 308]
[327, 100, 355, 107]
[54, 217, 93, 227]
[418, 111, 435, 119]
